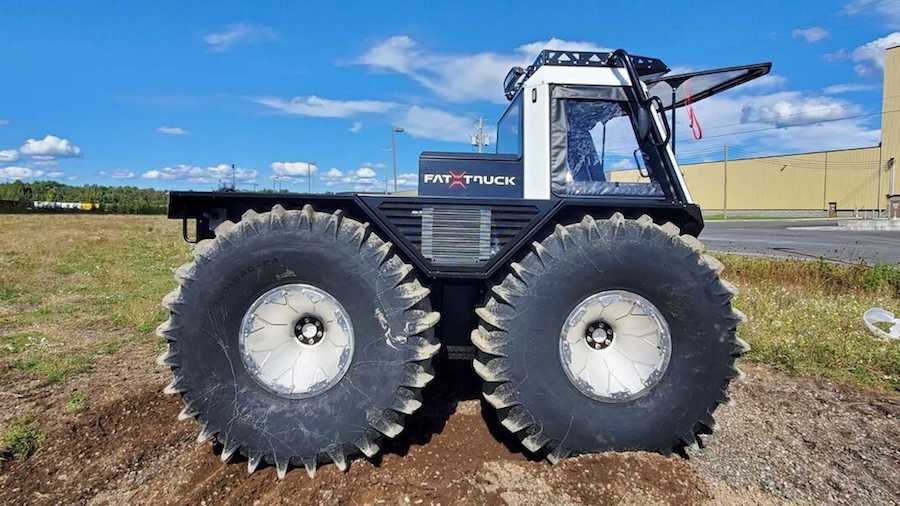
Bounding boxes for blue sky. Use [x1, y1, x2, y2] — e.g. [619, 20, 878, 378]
[0, 0, 898, 191]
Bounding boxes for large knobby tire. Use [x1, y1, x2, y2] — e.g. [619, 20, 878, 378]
[156, 205, 440, 478]
[472, 213, 747, 463]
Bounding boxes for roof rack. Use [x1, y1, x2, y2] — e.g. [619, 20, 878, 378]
[503, 49, 670, 100]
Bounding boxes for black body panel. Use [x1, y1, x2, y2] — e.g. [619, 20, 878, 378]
[418, 151, 523, 198]
[168, 191, 703, 280]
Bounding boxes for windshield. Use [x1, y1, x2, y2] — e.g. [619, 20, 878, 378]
[496, 93, 523, 155]
[646, 63, 771, 109]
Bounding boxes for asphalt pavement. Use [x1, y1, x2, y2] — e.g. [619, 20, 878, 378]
[699, 219, 900, 265]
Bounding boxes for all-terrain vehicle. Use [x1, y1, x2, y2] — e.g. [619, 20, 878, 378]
[157, 49, 770, 478]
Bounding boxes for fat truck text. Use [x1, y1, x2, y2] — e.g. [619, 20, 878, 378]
[423, 174, 517, 186]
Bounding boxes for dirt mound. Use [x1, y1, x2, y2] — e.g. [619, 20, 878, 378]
[1, 361, 899, 505]
[0, 383, 710, 505]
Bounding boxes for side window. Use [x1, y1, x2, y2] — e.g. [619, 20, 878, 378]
[496, 94, 523, 156]
[552, 98, 663, 197]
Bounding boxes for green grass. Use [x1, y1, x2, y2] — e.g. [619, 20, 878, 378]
[0, 215, 897, 392]
[0, 215, 190, 385]
[0, 331, 48, 355]
[721, 255, 900, 390]
[12, 352, 94, 384]
[65, 391, 87, 412]
[1, 418, 45, 459]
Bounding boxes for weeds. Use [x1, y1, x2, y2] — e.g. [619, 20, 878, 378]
[863, 263, 900, 293]
[12, 352, 94, 384]
[65, 391, 87, 412]
[1, 418, 44, 459]
[721, 255, 900, 390]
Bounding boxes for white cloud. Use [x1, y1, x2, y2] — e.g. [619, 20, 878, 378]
[844, 0, 900, 28]
[399, 106, 477, 143]
[0, 166, 44, 180]
[20, 135, 81, 158]
[739, 92, 863, 127]
[396, 172, 418, 188]
[0, 149, 18, 163]
[357, 36, 608, 103]
[157, 126, 189, 135]
[823, 83, 879, 94]
[739, 74, 788, 91]
[823, 48, 850, 63]
[851, 32, 900, 75]
[203, 23, 276, 52]
[322, 168, 343, 179]
[142, 164, 258, 183]
[349, 121, 363, 133]
[46, 170, 64, 178]
[673, 88, 880, 157]
[355, 167, 376, 178]
[792, 27, 830, 42]
[255, 96, 397, 118]
[111, 170, 136, 179]
[271, 161, 317, 177]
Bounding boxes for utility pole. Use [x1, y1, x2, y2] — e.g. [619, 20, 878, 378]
[391, 127, 404, 193]
[876, 144, 883, 215]
[889, 157, 896, 196]
[723, 145, 729, 220]
[822, 151, 828, 211]
[231, 164, 236, 190]
[307, 162, 315, 194]
[471, 117, 490, 153]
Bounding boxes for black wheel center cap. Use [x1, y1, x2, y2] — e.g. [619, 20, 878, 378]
[294, 316, 325, 345]
[585, 321, 614, 350]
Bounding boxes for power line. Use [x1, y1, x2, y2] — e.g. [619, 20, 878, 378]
[670, 106, 899, 145]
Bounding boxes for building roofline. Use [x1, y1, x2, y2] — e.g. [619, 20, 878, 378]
[681, 144, 881, 165]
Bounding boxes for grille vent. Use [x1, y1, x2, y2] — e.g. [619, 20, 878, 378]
[420, 207, 491, 265]
[378, 200, 541, 268]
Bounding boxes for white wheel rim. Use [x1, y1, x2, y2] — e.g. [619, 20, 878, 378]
[559, 290, 671, 402]
[239, 284, 354, 399]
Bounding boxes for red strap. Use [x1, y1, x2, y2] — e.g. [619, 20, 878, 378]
[685, 89, 703, 140]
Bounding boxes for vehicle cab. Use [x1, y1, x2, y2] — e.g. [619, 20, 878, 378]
[418, 49, 769, 204]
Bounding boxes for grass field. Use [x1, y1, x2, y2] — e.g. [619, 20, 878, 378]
[0, 213, 897, 400]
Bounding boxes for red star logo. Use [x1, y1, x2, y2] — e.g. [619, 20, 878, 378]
[448, 171, 467, 189]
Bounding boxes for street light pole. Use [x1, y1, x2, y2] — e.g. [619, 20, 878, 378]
[391, 127, 405, 193]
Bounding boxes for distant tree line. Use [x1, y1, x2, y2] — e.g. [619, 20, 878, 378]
[0, 180, 168, 214]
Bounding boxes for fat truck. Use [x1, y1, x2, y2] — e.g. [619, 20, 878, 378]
[157, 49, 771, 478]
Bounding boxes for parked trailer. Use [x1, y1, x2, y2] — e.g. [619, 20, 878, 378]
[158, 49, 768, 478]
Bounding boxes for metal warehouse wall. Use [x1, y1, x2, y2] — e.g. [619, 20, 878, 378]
[680, 147, 882, 211]
[881, 45, 900, 201]
[612, 46, 899, 213]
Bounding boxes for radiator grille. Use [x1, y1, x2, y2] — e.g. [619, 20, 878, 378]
[420, 207, 491, 265]
[378, 201, 541, 267]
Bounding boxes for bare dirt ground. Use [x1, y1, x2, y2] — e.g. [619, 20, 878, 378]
[0, 347, 898, 506]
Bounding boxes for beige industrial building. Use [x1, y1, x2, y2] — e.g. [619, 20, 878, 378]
[618, 45, 900, 216]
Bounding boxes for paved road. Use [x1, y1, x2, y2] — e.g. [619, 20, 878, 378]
[700, 219, 900, 265]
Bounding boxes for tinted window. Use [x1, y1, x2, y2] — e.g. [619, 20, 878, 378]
[496, 94, 523, 156]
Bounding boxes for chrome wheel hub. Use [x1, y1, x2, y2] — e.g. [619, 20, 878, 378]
[239, 284, 354, 399]
[559, 290, 671, 402]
